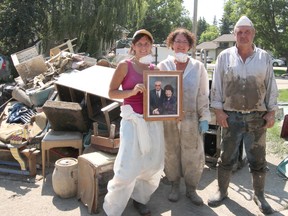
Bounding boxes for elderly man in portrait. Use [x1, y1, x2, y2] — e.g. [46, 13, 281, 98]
[149, 80, 165, 115]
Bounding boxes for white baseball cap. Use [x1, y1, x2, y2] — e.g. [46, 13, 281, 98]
[234, 16, 254, 30]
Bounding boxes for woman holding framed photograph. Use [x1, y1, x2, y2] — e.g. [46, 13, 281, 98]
[157, 28, 211, 205]
[103, 29, 164, 216]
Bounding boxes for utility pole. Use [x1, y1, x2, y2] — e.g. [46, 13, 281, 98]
[192, 0, 198, 58]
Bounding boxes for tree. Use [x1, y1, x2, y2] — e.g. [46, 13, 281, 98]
[0, 0, 47, 55]
[198, 25, 219, 44]
[219, 0, 235, 34]
[46, 0, 146, 57]
[138, 0, 192, 44]
[197, 17, 209, 43]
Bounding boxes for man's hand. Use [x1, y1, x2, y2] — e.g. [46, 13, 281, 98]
[214, 109, 229, 128]
[263, 111, 275, 128]
[152, 108, 160, 115]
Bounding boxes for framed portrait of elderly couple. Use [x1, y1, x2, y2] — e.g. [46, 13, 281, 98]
[143, 70, 183, 121]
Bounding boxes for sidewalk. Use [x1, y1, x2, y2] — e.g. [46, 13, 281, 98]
[276, 77, 288, 90]
[0, 154, 287, 216]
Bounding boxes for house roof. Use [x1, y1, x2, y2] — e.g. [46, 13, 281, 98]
[196, 41, 218, 50]
[196, 34, 236, 50]
[213, 34, 235, 42]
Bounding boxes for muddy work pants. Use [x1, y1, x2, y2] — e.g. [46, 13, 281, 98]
[164, 114, 205, 188]
[219, 111, 268, 173]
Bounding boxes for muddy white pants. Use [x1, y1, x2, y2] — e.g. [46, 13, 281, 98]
[103, 116, 164, 216]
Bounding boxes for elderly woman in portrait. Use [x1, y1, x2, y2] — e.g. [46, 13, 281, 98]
[161, 84, 177, 115]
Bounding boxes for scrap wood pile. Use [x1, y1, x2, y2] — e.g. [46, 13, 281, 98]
[0, 42, 98, 148]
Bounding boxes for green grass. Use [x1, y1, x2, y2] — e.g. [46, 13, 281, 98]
[274, 68, 287, 77]
[267, 120, 288, 159]
[279, 89, 288, 103]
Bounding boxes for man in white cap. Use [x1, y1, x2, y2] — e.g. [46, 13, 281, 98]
[208, 15, 278, 214]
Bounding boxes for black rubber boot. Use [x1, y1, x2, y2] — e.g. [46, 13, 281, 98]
[168, 181, 180, 202]
[208, 167, 231, 207]
[252, 172, 274, 215]
[133, 200, 151, 216]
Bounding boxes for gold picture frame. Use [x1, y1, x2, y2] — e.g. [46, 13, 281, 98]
[143, 70, 183, 121]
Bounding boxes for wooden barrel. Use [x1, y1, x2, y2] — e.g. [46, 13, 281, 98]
[52, 157, 78, 198]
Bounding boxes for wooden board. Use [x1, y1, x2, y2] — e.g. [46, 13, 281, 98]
[90, 135, 120, 149]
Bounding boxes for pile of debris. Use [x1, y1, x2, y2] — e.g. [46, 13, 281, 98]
[0, 39, 123, 177]
[0, 41, 98, 166]
[9, 45, 97, 109]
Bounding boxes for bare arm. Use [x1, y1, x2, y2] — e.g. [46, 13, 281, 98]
[108, 61, 145, 99]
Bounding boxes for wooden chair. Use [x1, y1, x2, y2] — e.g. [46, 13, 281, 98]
[41, 130, 83, 178]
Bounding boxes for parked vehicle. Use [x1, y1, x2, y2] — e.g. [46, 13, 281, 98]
[271, 57, 286, 67]
[0, 54, 11, 81]
[196, 52, 213, 63]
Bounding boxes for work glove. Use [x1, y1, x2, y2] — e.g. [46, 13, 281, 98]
[199, 120, 209, 133]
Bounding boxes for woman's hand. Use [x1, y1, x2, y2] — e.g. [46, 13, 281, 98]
[132, 83, 146, 95]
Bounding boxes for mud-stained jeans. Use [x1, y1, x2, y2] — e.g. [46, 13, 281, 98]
[218, 111, 268, 173]
[164, 113, 205, 188]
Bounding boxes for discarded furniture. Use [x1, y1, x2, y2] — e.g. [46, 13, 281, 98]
[10, 46, 47, 84]
[281, 114, 288, 140]
[203, 110, 221, 165]
[77, 151, 115, 214]
[41, 130, 83, 178]
[50, 38, 77, 57]
[0, 102, 46, 176]
[91, 122, 120, 154]
[42, 100, 90, 132]
[0, 141, 40, 176]
[54, 65, 122, 152]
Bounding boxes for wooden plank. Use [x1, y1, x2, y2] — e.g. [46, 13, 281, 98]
[90, 135, 120, 148]
[49, 38, 77, 57]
